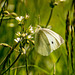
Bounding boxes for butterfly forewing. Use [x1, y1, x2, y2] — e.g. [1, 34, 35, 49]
[42, 29, 60, 52]
[42, 28, 64, 45]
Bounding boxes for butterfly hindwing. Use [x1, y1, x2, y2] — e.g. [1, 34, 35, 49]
[35, 29, 51, 56]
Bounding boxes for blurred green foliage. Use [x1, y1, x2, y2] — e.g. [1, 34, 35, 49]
[0, 0, 75, 75]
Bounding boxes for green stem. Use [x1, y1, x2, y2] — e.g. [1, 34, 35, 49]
[71, 0, 75, 73]
[53, 63, 56, 75]
[65, 11, 70, 75]
[1, 53, 21, 75]
[0, 41, 20, 71]
[71, 25, 74, 72]
[11, 65, 49, 74]
[8, 56, 10, 75]
[25, 54, 28, 75]
[0, 17, 15, 20]
[0, 0, 8, 26]
[45, 8, 53, 28]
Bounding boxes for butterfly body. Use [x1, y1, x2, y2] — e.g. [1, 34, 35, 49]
[35, 28, 64, 56]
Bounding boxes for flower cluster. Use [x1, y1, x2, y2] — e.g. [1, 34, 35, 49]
[14, 25, 34, 54]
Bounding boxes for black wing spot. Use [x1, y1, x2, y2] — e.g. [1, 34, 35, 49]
[51, 41, 54, 44]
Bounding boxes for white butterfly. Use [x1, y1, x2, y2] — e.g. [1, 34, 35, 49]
[35, 27, 64, 56]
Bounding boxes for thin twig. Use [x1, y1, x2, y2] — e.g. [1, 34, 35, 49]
[25, 54, 28, 75]
[53, 63, 56, 75]
[65, 11, 70, 75]
[53, 55, 61, 75]
[71, 0, 75, 73]
[0, 0, 8, 26]
[0, 41, 20, 70]
[71, 25, 74, 71]
[0, 17, 15, 20]
[1, 53, 21, 75]
[8, 56, 10, 75]
[11, 65, 49, 74]
[45, 0, 55, 28]
[0, 0, 7, 14]
[45, 8, 53, 28]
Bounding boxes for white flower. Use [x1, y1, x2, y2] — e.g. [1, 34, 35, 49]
[60, 0, 66, 2]
[14, 38, 21, 43]
[31, 31, 34, 33]
[25, 14, 29, 19]
[29, 25, 34, 33]
[28, 35, 31, 39]
[30, 26, 33, 31]
[16, 32, 21, 36]
[26, 33, 28, 35]
[15, 16, 24, 21]
[27, 35, 33, 39]
[22, 33, 28, 37]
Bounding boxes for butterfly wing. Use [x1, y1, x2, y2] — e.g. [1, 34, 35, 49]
[42, 28, 64, 52]
[35, 28, 64, 56]
[35, 29, 51, 56]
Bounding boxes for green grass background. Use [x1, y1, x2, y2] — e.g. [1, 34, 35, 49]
[0, 0, 75, 75]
